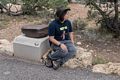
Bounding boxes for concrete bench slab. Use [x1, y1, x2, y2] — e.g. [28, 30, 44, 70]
[13, 35, 50, 61]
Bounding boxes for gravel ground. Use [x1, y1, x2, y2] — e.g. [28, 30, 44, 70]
[0, 54, 120, 80]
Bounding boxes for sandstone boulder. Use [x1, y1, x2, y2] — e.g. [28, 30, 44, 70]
[92, 62, 120, 75]
[0, 39, 13, 56]
[63, 46, 93, 68]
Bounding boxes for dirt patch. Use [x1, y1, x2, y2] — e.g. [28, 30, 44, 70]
[0, 15, 47, 42]
[75, 31, 120, 63]
[68, 4, 88, 20]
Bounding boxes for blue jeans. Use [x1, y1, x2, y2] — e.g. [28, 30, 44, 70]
[49, 40, 77, 64]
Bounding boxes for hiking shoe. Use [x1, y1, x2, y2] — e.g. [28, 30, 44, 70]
[44, 58, 53, 68]
[52, 60, 62, 70]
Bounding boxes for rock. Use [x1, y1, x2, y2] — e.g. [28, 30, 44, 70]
[76, 35, 81, 39]
[0, 39, 14, 56]
[92, 62, 120, 75]
[92, 64, 110, 74]
[63, 58, 83, 69]
[89, 50, 94, 53]
[6, 3, 22, 12]
[86, 45, 89, 47]
[3, 71, 11, 75]
[76, 42, 81, 45]
[63, 46, 93, 68]
[0, 39, 10, 45]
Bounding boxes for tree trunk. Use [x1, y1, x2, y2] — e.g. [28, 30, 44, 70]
[68, 0, 72, 3]
[113, 0, 120, 36]
[0, 3, 8, 11]
[0, 8, 3, 13]
[86, 0, 120, 36]
[90, 1, 118, 32]
[114, 0, 119, 23]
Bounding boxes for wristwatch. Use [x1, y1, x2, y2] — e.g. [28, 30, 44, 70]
[58, 43, 62, 47]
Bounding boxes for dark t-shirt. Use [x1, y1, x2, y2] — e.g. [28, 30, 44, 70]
[48, 19, 73, 41]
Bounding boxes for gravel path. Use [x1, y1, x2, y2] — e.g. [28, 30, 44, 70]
[0, 54, 120, 80]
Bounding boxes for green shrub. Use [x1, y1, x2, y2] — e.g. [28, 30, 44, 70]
[22, 0, 68, 15]
[92, 56, 108, 65]
[87, 10, 100, 20]
[72, 18, 88, 30]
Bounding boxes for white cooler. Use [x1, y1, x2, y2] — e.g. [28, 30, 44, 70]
[13, 35, 50, 61]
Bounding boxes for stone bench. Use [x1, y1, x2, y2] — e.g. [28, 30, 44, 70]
[13, 35, 50, 61]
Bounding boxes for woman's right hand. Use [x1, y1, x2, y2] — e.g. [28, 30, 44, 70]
[60, 44, 68, 53]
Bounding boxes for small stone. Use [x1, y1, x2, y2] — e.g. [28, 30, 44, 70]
[104, 43, 107, 45]
[3, 71, 11, 75]
[86, 45, 89, 47]
[106, 50, 111, 52]
[77, 42, 81, 45]
[89, 50, 94, 53]
[94, 54, 97, 57]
